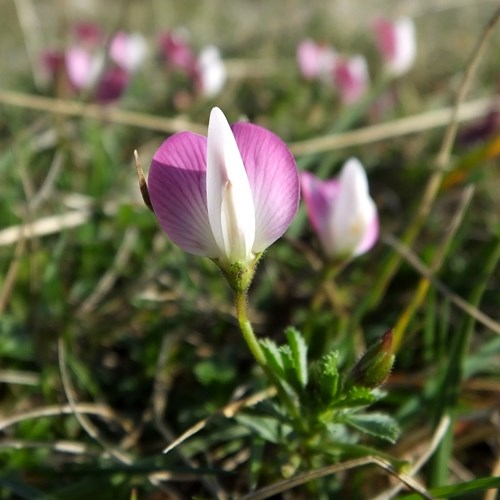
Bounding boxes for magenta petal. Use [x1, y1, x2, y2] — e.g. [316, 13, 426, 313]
[148, 132, 219, 257]
[231, 123, 300, 253]
[95, 67, 129, 102]
[301, 171, 339, 235]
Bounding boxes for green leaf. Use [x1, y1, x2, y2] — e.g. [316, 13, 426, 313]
[333, 386, 378, 408]
[278, 345, 296, 383]
[344, 413, 401, 443]
[285, 327, 308, 387]
[193, 359, 236, 385]
[306, 351, 340, 410]
[260, 338, 286, 380]
[235, 413, 291, 444]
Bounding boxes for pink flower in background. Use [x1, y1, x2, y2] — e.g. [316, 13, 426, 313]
[301, 158, 378, 260]
[65, 46, 103, 90]
[109, 32, 148, 72]
[41, 50, 65, 78]
[159, 29, 196, 73]
[159, 30, 226, 98]
[374, 17, 416, 76]
[297, 39, 337, 81]
[333, 55, 370, 104]
[148, 107, 300, 267]
[72, 22, 102, 47]
[95, 66, 130, 103]
[193, 46, 227, 98]
[42, 24, 147, 103]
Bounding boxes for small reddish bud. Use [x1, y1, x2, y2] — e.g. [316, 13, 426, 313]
[347, 329, 394, 389]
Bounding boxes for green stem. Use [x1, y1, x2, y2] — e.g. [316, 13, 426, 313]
[234, 290, 306, 432]
[234, 290, 267, 367]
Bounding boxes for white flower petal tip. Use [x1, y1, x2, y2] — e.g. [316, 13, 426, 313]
[196, 46, 227, 97]
[149, 107, 300, 273]
[207, 107, 256, 264]
[301, 158, 378, 261]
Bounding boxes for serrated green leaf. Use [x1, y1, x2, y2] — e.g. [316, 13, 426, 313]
[260, 338, 286, 380]
[278, 345, 295, 377]
[285, 327, 308, 387]
[306, 351, 341, 411]
[332, 385, 378, 408]
[344, 413, 400, 443]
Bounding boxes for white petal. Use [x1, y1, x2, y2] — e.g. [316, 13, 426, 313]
[197, 46, 227, 97]
[391, 18, 416, 76]
[206, 107, 255, 263]
[327, 158, 376, 257]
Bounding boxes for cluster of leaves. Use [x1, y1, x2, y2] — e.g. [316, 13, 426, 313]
[253, 328, 400, 450]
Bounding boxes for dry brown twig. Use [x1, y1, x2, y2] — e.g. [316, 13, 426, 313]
[240, 455, 432, 500]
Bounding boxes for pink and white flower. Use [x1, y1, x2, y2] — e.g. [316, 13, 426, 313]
[193, 46, 227, 98]
[297, 39, 337, 81]
[42, 24, 148, 103]
[301, 158, 378, 260]
[159, 30, 226, 98]
[158, 29, 196, 74]
[373, 17, 416, 77]
[332, 55, 370, 104]
[148, 107, 300, 269]
[64, 46, 104, 90]
[109, 32, 148, 73]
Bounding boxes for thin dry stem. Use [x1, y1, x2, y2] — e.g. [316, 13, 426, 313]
[240, 456, 432, 500]
[383, 234, 500, 335]
[373, 415, 451, 500]
[0, 210, 92, 247]
[289, 96, 499, 155]
[0, 90, 207, 134]
[14, 0, 45, 89]
[0, 403, 132, 432]
[57, 337, 180, 496]
[0, 439, 97, 455]
[58, 337, 133, 464]
[393, 185, 475, 351]
[163, 387, 276, 454]
[0, 370, 40, 386]
[78, 228, 138, 314]
[435, 6, 500, 169]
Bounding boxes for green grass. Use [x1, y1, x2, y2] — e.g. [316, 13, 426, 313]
[0, 1, 499, 498]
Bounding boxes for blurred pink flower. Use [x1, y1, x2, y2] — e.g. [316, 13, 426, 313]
[159, 30, 226, 98]
[301, 158, 378, 260]
[65, 46, 103, 90]
[158, 29, 196, 73]
[374, 17, 416, 76]
[42, 24, 148, 103]
[109, 32, 148, 72]
[72, 22, 103, 48]
[148, 107, 300, 267]
[41, 50, 65, 77]
[95, 66, 130, 103]
[333, 55, 370, 104]
[193, 46, 227, 98]
[297, 39, 337, 81]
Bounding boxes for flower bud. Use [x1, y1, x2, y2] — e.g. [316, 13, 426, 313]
[347, 329, 394, 389]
